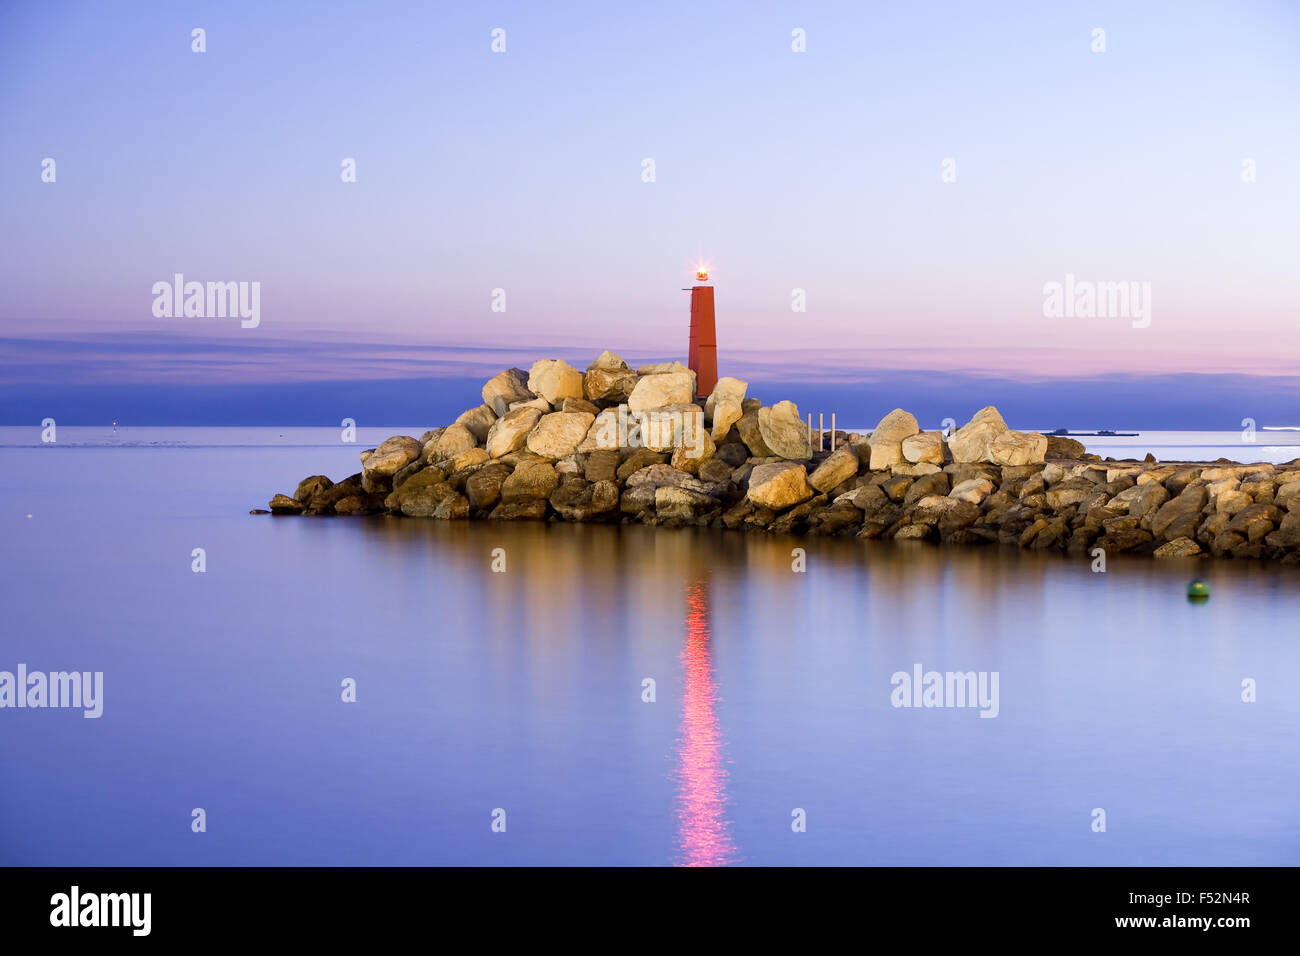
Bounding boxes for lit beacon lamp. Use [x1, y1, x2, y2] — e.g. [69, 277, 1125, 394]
[685, 266, 718, 397]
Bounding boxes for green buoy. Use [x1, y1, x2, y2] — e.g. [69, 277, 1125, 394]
[1187, 579, 1210, 601]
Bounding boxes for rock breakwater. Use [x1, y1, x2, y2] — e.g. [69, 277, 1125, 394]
[263, 353, 1300, 565]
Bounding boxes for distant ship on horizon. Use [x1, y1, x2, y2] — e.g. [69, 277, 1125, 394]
[1048, 428, 1140, 437]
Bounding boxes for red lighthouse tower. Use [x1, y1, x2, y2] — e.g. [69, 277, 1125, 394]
[687, 268, 718, 398]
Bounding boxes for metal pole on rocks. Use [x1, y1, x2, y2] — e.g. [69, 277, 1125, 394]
[831, 413, 836, 452]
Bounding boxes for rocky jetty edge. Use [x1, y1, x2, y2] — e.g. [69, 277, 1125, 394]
[261, 352, 1300, 565]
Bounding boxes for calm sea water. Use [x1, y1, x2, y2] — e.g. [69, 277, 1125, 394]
[2, 427, 1298, 866]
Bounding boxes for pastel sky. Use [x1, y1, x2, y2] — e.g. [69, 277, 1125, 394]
[1, 0, 1298, 420]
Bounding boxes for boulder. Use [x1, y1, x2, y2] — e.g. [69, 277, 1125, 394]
[392, 460, 425, 489]
[1095, 528, 1154, 554]
[637, 361, 690, 375]
[1275, 480, 1300, 512]
[482, 368, 535, 416]
[549, 476, 619, 521]
[445, 449, 488, 480]
[704, 377, 748, 422]
[500, 460, 559, 503]
[577, 408, 621, 452]
[425, 423, 478, 461]
[1046, 436, 1087, 459]
[465, 462, 512, 510]
[293, 476, 332, 503]
[453, 404, 497, 442]
[1129, 482, 1169, 521]
[808, 446, 860, 493]
[949, 406, 1008, 463]
[867, 409, 920, 470]
[949, 477, 995, 504]
[561, 397, 599, 416]
[1264, 512, 1300, 548]
[619, 484, 658, 515]
[747, 462, 813, 510]
[903, 471, 951, 506]
[1152, 486, 1209, 539]
[715, 442, 749, 468]
[616, 447, 669, 481]
[305, 474, 363, 512]
[893, 462, 941, 476]
[584, 449, 620, 483]
[637, 403, 705, 453]
[628, 371, 696, 412]
[527, 359, 584, 405]
[585, 367, 638, 402]
[870, 408, 921, 443]
[526, 411, 596, 460]
[588, 349, 629, 370]
[509, 397, 552, 413]
[1215, 489, 1252, 516]
[989, 431, 1047, 466]
[902, 431, 944, 464]
[736, 406, 775, 457]
[697, 458, 734, 483]
[1154, 537, 1203, 558]
[363, 436, 421, 476]
[671, 429, 716, 475]
[806, 499, 864, 536]
[881, 474, 913, 502]
[488, 500, 548, 521]
[710, 400, 744, 442]
[485, 406, 544, 458]
[268, 493, 304, 514]
[1226, 503, 1282, 543]
[431, 493, 469, 520]
[361, 468, 392, 494]
[624, 463, 706, 492]
[1044, 477, 1094, 510]
[393, 470, 460, 517]
[758, 401, 813, 460]
[334, 493, 387, 515]
[654, 486, 719, 521]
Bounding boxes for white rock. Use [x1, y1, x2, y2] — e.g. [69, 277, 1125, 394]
[949, 477, 995, 503]
[710, 399, 743, 441]
[363, 436, 421, 476]
[587, 350, 630, 370]
[527, 359, 585, 405]
[481, 368, 534, 416]
[628, 371, 696, 412]
[453, 404, 497, 442]
[948, 406, 1009, 463]
[636, 361, 691, 375]
[526, 411, 597, 460]
[426, 423, 477, 461]
[485, 406, 544, 458]
[808, 446, 859, 493]
[577, 408, 622, 452]
[902, 430, 944, 464]
[747, 462, 813, 510]
[704, 377, 748, 421]
[989, 430, 1047, 466]
[758, 400, 812, 460]
[867, 409, 919, 470]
